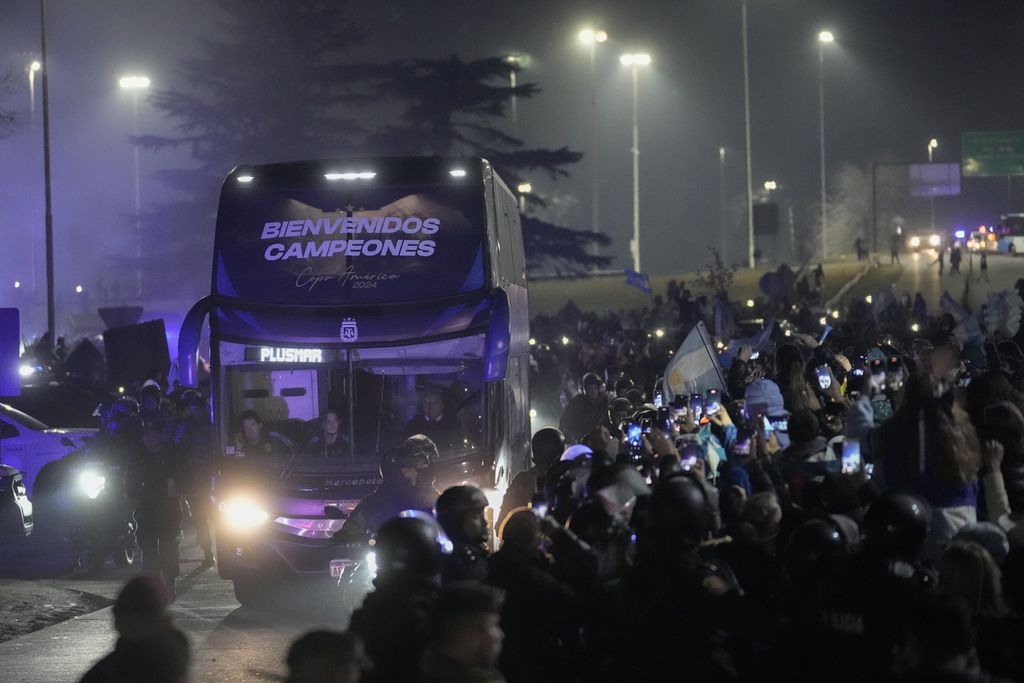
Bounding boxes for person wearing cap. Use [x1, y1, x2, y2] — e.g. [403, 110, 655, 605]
[744, 379, 791, 450]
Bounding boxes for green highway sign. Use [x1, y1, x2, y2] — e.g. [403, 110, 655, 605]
[962, 130, 1024, 177]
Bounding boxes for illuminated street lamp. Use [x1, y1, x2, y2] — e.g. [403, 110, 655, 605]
[516, 182, 532, 214]
[578, 27, 608, 247]
[818, 30, 835, 261]
[763, 180, 778, 192]
[504, 54, 527, 129]
[620, 52, 651, 273]
[28, 60, 41, 114]
[119, 74, 150, 298]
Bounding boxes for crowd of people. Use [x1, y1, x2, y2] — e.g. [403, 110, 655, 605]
[72, 273, 1024, 682]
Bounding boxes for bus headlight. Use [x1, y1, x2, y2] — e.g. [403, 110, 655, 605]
[366, 551, 377, 577]
[929, 234, 941, 247]
[218, 496, 270, 531]
[79, 471, 106, 500]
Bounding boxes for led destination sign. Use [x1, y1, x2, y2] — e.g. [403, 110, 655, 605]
[244, 346, 335, 363]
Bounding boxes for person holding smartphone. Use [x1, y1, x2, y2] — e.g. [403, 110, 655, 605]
[777, 410, 838, 500]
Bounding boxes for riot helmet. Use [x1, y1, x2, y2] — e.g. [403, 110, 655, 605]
[380, 435, 438, 488]
[863, 493, 930, 561]
[435, 485, 489, 545]
[373, 510, 453, 581]
[645, 473, 713, 550]
[784, 515, 859, 582]
[530, 428, 565, 469]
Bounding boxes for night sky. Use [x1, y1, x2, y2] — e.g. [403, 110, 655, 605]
[2, 0, 1023, 319]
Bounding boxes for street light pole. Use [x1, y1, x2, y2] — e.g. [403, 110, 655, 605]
[579, 28, 607, 252]
[620, 53, 650, 273]
[742, 0, 755, 268]
[818, 30, 834, 262]
[719, 146, 727, 262]
[119, 75, 150, 300]
[928, 138, 938, 233]
[39, 0, 55, 345]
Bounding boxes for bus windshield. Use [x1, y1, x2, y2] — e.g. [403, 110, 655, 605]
[218, 336, 485, 475]
[214, 183, 487, 306]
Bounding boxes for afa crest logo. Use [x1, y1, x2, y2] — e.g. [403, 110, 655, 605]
[340, 318, 359, 343]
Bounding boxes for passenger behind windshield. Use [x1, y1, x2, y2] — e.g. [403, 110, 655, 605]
[302, 408, 350, 457]
[404, 388, 465, 450]
[234, 409, 292, 457]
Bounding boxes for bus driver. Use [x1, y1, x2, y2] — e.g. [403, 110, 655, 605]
[405, 390, 464, 450]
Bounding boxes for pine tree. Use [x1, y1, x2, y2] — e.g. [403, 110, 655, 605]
[360, 55, 610, 271]
[137, 0, 366, 297]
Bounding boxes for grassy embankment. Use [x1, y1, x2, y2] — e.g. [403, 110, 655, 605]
[529, 262, 903, 316]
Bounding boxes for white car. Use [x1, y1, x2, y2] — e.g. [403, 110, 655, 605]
[0, 403, 95, 496]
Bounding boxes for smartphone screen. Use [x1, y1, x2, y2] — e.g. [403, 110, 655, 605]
[627, 422, 642, 446]
[690, 394, 704, 420]
[762, 415, 774, 433]
[770, 417, 788, 433]
[672, 406, 688, 424]
[841, 440, 862, 474]
[750, 351, 760, 360]
[657, 406, 673, 432]
[815, 366, 832, 390]
[653, 387, 664, 408]
[705, 389, 721, 416]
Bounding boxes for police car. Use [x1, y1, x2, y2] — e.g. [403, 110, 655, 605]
[0, 403, 95, 496]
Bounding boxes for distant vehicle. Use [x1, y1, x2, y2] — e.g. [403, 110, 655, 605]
[906, 230, 943, 252]
[0, 403, 95, 496]
[995, 213, 1024, 255]
[0, 464, 33, 538]
[962, 226, 998, 252]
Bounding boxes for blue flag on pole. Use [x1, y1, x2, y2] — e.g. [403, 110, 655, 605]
[624, 269, 652, 295]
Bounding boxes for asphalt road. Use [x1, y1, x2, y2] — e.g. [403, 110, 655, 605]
[886, 249, 1022, 313]
[0, 521, 348, 683]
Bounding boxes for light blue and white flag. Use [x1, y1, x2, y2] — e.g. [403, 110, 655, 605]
[663, 321, 727, 403]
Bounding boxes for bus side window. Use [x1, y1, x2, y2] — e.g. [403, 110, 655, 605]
[509, 203, 527, 285]
[494, 186, 517, 283]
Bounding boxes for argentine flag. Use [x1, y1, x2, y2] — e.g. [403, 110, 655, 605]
[663, 321, 728, 403]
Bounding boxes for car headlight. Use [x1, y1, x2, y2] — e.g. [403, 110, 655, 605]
[218, 496, 270, 531]
[909, 236, 921, 248]
[79, 471, 106, 500]
[929, 234, 941, 247]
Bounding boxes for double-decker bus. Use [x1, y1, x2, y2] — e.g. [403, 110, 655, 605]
[176, 157, 531, 603]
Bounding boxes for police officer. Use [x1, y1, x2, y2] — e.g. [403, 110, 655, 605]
[126, 424, 185, 599]
[348, 511, 452, 683]
[497, 428, 565, 529]
[800, 493, 935, 682]
[173, 389, 215, 568]
[435, 485, 490, 583]
[610, 472, 745, 682]
[338, 435, 439, 540]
